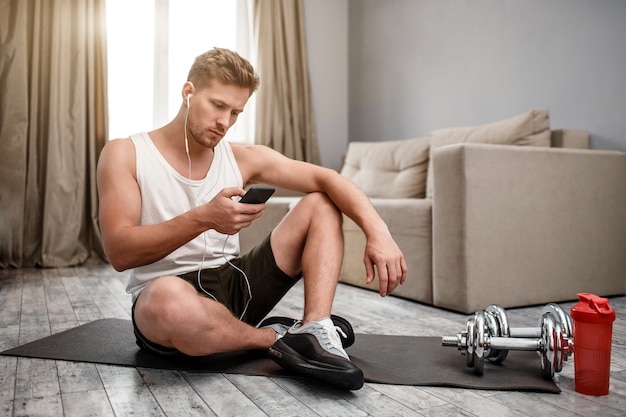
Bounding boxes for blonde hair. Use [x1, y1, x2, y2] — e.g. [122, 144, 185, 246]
[187, 48, 259, 96]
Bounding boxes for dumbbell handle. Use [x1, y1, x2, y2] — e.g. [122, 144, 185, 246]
[509, 327, 541, 338]
[487, 336, 542, 351]
[440, 334, 542, 351]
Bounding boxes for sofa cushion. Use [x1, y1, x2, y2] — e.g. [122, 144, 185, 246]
[341, 137, 430, 198]
[425, 109, 551, 198]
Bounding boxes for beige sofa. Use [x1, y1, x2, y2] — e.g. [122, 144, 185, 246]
[240, 109, 626, 313]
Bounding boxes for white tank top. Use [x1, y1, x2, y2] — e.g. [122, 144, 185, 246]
[126, 132, 243, 300]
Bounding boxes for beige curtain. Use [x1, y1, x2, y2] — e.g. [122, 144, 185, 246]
[0, 0, 108, 268]
[252, 0, 320, 164]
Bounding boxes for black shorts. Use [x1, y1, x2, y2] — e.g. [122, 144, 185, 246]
[132, 233, 300, 356]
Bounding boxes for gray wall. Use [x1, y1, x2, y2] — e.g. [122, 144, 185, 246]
[304, 0, 349, 170]
[348, 0, 626, 152]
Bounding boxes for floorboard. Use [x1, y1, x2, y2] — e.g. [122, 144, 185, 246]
[1, 264, 625, 416]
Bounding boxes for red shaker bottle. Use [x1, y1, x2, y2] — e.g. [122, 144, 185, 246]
[570, 293, 615, 396]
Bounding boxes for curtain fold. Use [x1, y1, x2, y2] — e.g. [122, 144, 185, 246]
[252, 0, 320, 164]
[0, 0, 108, 268]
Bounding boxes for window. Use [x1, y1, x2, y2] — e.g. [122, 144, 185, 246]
[106, 0, 253, 142]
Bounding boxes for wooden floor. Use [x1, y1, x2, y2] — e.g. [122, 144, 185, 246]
[1, 264, 625, 416]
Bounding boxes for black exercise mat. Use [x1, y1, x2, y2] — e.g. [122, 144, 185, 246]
[0, 319, 559, 393]
[349, 334, 559, 392]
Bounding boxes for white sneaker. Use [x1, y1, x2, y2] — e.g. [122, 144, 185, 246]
[288, 318, 349, 359]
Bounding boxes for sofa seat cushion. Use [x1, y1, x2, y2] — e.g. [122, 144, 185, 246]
[341, 137, 430, 198]
[426, 109, 551, 198]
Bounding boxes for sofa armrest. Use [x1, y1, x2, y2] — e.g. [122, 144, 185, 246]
[432, 143, 626, 313]
[340, 198, 433, 304]
[239, 197, 300, 254]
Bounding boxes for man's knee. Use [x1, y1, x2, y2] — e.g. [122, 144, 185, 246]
[136, 276, 193, 326]
[298, 192, 343, 224]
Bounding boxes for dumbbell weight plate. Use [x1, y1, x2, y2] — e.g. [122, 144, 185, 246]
[484, 305, 509, 363]
[540, 303, 573, 339]
[472, 311, 486, 376]
[539, 313, 562, 379]
[465, 315, 475, 369]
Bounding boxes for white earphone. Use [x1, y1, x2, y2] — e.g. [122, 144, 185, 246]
[184, 94, 192, 178]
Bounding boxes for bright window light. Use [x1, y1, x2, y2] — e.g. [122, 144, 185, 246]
[106, 0, 241, 141]
[106, 0, 155, 140]
[167, 0, 236, 121]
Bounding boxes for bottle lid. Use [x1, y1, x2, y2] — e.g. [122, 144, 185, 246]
[570, 293, 615, 323]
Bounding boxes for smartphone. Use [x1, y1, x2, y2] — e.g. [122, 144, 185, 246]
[239, 186, 275, 204]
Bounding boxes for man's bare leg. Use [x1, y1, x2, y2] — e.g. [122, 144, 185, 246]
[133, 276, 276, 356]
[266, 193, 364, 390]
[133, 192, 343, 356]
[269, 192, 344, 323]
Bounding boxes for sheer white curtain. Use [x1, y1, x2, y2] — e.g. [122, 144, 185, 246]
[251, 0, 320, 164]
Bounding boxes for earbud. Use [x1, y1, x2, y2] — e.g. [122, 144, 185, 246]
[186, 94, 192, 107]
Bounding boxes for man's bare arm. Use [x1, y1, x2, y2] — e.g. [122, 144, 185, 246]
[234, 144, 408, 296]
[96, 140, 264, 271]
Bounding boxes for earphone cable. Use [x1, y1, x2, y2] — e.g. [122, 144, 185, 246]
[195, 233, 252, 320]
[185, 98, 251, 320]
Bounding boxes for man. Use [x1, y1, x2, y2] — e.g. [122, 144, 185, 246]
[97, 48, 407, 390]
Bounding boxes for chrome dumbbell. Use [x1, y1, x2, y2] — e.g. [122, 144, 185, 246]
[442, 307, 574, 379]
[481, 303, 573, 364]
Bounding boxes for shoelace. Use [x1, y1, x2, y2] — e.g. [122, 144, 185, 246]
[290, 320, 348, 349]
[335, 325, 348, 340]
[319, 323, 347, 352]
